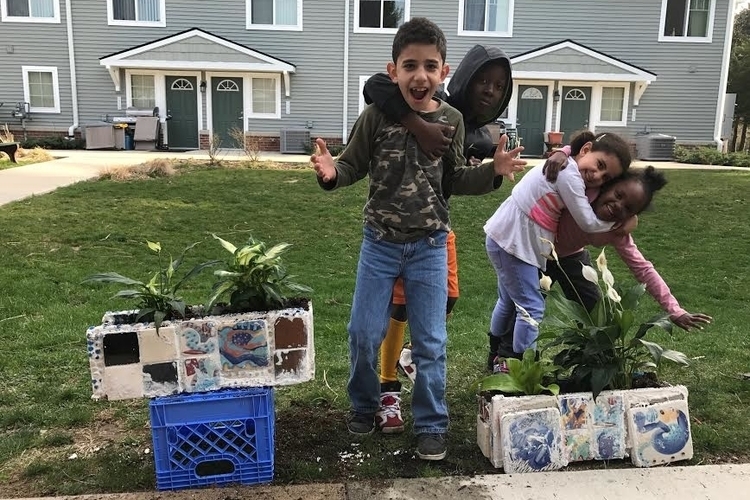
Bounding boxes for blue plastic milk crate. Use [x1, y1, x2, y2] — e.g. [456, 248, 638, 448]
[149, 387, 275, 491]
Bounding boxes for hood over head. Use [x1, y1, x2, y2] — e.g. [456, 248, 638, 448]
[447, 45, 513, 127]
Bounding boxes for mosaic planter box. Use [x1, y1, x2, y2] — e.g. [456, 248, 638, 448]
[477, 385, 693, 473]
[86, 300, 314, 401]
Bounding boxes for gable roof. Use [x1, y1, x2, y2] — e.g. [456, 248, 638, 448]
[510, 39, 656, 82]
[99, 27, 296, 73]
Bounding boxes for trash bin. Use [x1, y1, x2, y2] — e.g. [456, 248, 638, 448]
[124, 131, 135, 150]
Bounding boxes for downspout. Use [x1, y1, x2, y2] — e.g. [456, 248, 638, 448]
[65, 0, 79, 137]
[713, 0, 735, 150]
[341, 0, 350, 144]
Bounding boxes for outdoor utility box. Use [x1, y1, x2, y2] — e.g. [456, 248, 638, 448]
[149, 387, 275, 491]
[280, 128, 310, 154]
[635, 133, 676, 161]
[83, 123, 116, 150]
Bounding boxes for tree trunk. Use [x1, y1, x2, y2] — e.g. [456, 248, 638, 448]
[731, 118, 739, 152]
[740, 121, 748, 151]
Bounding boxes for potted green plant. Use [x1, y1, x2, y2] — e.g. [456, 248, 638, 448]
[82, 241, 219, 330]
[477, 248, 694, 473]
[84, 235, 315, 401]
[543, 249, 689, 399]
[206, 234, 312, 314]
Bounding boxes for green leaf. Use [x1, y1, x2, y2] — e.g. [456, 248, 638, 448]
[153, 310, 166, 332]
[214, 270, 243, 278]
[146, 241, 161, 253]
[661, 349, 691, 366]
[168, 300, 187, 318]
[205, 281, 235, 313]
[172, 241, 201, 271]
[81, 272, 144, 286]
[112, 289, 146, 299]
[173, 260, 221, 292]
[545, 287, 593, 327]
[591, 366, 617, 399]
[541, 383, 560, 395]
[620, 283, 646, 311]
[617, 309, 634, 336]
[212, 234, 237, 255]
[476, 373, 524, 394]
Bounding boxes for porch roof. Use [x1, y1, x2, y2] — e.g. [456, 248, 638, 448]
[99, 28, 296, 94]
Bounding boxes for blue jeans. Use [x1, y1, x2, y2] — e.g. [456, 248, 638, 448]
[486, 235, 544, 354]
[348, 224, 449, 435]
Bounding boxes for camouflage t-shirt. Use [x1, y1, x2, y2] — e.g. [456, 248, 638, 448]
[318, 100, 466, 243]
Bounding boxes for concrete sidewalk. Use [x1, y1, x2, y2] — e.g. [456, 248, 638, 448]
[1, 148, 747, 207]
[15, 463, 750, 500]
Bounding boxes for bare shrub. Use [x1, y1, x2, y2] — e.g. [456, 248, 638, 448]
[208, 133, 222, 166]
[228, 127, 260, 164]
[99, 159, 177, 181]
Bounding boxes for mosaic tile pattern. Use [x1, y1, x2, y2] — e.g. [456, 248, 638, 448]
[501, 408, 566, 473]
[627, 399, 693, 467]
[86, 302, 314, 400]
[478, 386, 692, 472]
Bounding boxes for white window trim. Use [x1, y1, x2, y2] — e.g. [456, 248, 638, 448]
[22, 66, 60, 114]
[1, 0, 60, 23]
[593, 83, 630, 127]
[246, 0, 303, 31]
[353, 0, 410, 34]
[123, 70, 204, 131]
[107, 0, 166, 27]
[457, 0, 514, 38]
[507, 80, 554, 133]
[247, 73, 282, 119]
[658, 0, 715, 43]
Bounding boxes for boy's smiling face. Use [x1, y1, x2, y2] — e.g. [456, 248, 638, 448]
[387, 43, 450, 113]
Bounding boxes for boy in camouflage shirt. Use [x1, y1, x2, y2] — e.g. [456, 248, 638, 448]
[311, 17, 497, 461]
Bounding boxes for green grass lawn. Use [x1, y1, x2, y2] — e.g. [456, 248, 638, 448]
[0, 164, 748, 496]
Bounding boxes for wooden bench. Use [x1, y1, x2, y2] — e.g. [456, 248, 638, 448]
[0, 142, 19, 163]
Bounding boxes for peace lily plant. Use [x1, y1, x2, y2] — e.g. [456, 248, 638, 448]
[540, 242, 690, 399]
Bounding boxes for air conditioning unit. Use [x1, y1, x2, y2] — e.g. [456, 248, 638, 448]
[280, 128, 310, 154]
[635, 133, 676, 161]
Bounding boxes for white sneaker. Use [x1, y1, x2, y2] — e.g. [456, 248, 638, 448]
[375, 384, 404, 434]
[397, 343, 417, 384]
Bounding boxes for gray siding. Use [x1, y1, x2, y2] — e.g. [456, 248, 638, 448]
[127, 38, 269, 64]
[347, 0, 731, 145]
[513, 48, 634, 75]
[0, 0, 732, 145]
[0, 0, 72, 132]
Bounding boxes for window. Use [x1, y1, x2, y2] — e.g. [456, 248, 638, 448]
[597, 85, 628, 126]
[22, 66, 60, 113]
[1, 0, 59, 22]
[354, 0, 408, 32]
[108, 0, 165, 27]
[246, 0, 302, 30]
[458, 0, 513, 37]
[251, 77, 278, 116]
[130, 74, 156, 109]
[659, 0, 713, 42]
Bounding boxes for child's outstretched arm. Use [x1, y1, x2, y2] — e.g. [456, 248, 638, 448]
[491, 134, 527, 182]
[612, 236, 713, 331]
[310, 138, 337, 183]
[363, 73, 453, 160]
[311, 109, 377, 190]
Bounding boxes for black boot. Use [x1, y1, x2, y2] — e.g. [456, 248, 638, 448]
[488, 333, 502, 372]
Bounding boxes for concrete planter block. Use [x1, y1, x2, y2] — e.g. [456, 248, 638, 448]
[477, 385, 692, 473]
[87, 301, 314, 400]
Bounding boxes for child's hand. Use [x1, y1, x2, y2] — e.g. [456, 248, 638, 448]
[543, 150, 569, 182]
[414, 120, 454, 160]
[613, 215, 638, 236]
[310, 138, 337, 183]
[671, 312, 712, 331]
[493, 134, 526, 182]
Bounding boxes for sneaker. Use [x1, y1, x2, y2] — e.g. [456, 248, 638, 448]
[376, 381, 404, 434]
[347, 411, 376, 436]
[397, 343, 417, 384]
[492, 356, 509, 374]
[416, 433, 447, 461]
